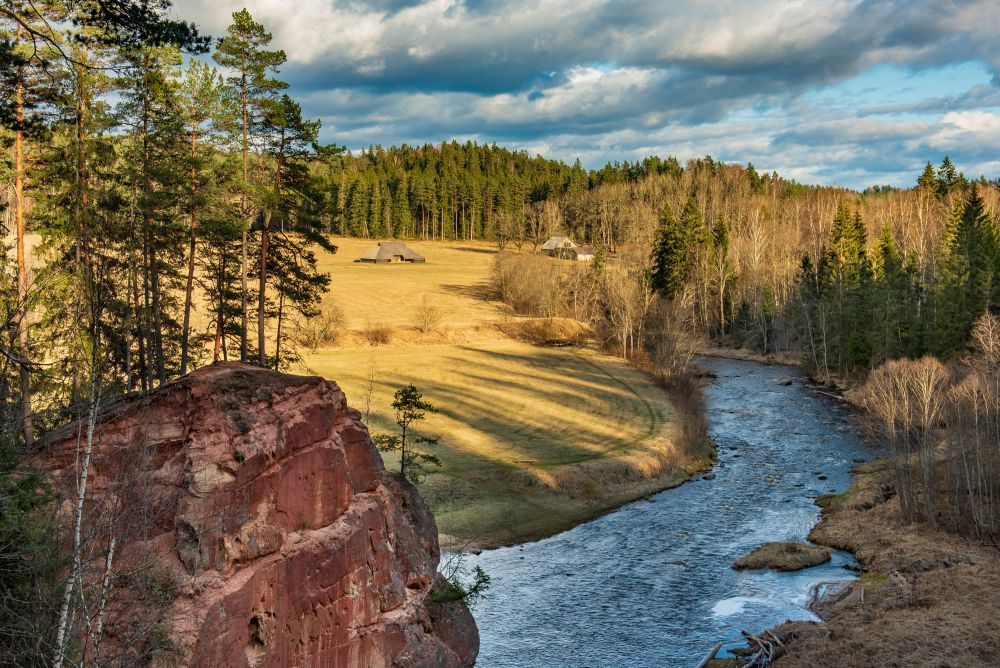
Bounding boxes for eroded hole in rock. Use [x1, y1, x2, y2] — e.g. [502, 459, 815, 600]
[245, 616, 266, 667]
[176, 521, 201, 574]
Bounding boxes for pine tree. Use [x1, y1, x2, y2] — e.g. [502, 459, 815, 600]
[928, 199, 969, 356]
[118, 45, 187, 387]
[213, 8, 287, 363]
[746, 162, 764, 195]
[870, 226, 919, 362]
[178, 59, 225, 374]
[256, 94, 333, 368]
[2, 5, 64, 446]
[800, 203, 874, 374]
[937, 156, 958, 198]
[917, 161, 937, 193]
[650, 195, 705, 299]
[792, 253, 833, 379]
[929, 188, 1000, 356]
[650, 209, 687, 299]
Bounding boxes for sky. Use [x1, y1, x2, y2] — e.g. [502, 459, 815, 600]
[170, 0, 1000, 189]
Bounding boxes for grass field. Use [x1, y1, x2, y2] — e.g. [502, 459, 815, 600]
[318, 238, 504, 329]
[305, 342, 708, 549]
[297, 237, 711, 547]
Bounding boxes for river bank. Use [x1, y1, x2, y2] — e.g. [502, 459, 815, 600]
[465, 357, 869, 667]
[434, 358, 714, 551]
[699, 352, 1000, 666]
[732, 459, 1000, 667]
[307, 339, 713, 552]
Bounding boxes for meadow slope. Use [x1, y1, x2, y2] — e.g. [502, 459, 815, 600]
[300, 238, 711, 548]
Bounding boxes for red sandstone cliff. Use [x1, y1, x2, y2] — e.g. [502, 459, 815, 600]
[40, 362, 478, 667]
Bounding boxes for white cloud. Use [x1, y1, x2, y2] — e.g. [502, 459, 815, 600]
[168, 0, 1000, 188]
[921, 111, 1000, 152]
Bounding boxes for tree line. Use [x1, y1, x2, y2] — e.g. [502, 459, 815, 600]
[490, 154, 997, 381]
[492, 156, 998, 546]
[2, 4, 339, 446]
[0, 2, 335, 663]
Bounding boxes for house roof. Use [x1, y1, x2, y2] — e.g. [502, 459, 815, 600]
[540, 236, 577, 250]
[359, 241, 425, 262]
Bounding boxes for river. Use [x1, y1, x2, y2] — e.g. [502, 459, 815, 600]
[463, 356, 871, 667]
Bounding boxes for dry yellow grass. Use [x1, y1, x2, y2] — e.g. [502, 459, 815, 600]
[319, 238, 504, 330]
[299, 240, 711, 546]
[303, 341, 708, 548]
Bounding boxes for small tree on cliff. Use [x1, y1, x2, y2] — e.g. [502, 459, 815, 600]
[372, 385, 441, 483]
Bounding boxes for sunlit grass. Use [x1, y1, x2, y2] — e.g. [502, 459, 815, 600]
[317, 238, 504, 329]
[302, 341, 702, 548]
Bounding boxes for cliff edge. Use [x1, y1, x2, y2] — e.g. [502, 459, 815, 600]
[40, 362, 478, 667]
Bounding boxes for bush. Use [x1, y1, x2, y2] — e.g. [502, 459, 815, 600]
[430, 565, 491, 608]
[299, 303, 345, 349]
[860, 337, 1000, 537]
[501, 317, 589, 346]
[492, 252, 569, 317]
[0, 447, 62, 665]
[413, 295, 443, 333]
[362, 321, 393, 345]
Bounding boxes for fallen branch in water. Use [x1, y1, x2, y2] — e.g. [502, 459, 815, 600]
[740, 629, 785, 667]
[810, 388, 847, 402]
[694, 641, 724, 668]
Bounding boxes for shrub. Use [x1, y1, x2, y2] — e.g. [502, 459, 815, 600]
[860, 345, 1000, 537]
[413, 295, 443, 333]
[362, 321, 393, 345]
[430, 565, 491, 608]
[492, 252, 568, 317]
[299, 303, 345, 349]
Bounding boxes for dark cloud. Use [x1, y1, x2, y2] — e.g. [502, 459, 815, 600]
[172, 0, 1000, 187]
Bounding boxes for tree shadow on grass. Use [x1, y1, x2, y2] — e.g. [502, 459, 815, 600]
[439, 282, 497, 303]
[364, 345, 663, 471]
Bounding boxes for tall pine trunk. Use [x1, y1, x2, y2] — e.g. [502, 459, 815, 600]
[214, 246, 225, 362]
[14, 26, 33, 448]
[257, 220, 269, 366]
[258, 145, 284, 367]
[72, 54, 91, 405]
[181, 123, 198, 375]
[275, 288, 284, 369]
[141, 90, 166, 386]
[240, 62, 249, 362]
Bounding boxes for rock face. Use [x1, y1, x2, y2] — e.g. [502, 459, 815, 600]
[40, 362, 478, 667]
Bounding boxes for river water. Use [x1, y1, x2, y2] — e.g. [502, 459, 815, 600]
[464, 357, 871, 667]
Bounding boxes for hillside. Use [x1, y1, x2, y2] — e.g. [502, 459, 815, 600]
[316, 238, 503, 329]
[299, 239, 711, 548]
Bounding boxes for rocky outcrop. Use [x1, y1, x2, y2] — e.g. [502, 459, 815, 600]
[40, 362, 478, 667]
[732, 542, 832, 572]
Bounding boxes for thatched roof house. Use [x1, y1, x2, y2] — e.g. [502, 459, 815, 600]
[357, 242, 426, 264]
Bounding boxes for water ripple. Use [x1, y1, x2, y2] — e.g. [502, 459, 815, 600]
[464, 357, 869, 667]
